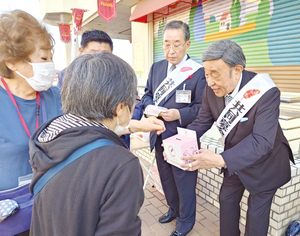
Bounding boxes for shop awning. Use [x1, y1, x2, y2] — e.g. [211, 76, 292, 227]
[130, 0, 199, 23]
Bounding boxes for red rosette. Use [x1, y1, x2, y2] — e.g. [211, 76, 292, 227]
[180, 67, 192, 72]
[242, 89, 260, 100]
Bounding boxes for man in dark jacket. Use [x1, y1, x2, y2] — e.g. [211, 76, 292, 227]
[181, 39, 294, 236]
[142, 20, 206, 236]
[57, 30, 113, 89]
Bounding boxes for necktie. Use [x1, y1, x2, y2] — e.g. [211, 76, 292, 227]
[225, 95, 233, 104]
[170, 64, 176, 73]
[165, 65, 176, 101]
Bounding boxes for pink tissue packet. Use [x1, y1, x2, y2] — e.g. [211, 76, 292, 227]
[163, 127, 198, 170]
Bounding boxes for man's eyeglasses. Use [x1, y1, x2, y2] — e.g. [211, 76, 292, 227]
[163, 41, 187, 51]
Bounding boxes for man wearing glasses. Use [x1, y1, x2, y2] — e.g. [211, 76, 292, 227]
[142, 20, 206, 236]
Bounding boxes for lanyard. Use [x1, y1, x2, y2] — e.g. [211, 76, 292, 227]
[1, 78, 39, 137]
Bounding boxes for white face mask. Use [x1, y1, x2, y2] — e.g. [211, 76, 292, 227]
[114, 106, 132, 135]
[16, 61, 56, 92]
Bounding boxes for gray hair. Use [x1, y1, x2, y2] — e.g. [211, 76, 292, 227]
[61, 53, 137, 122]
[163, 20, 190, 41]
[202, 39, 246, 68]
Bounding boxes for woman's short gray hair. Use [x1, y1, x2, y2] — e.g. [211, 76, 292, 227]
[61, 53, 137, 122]
[163, 20, 190, 41]
[202, 39, 246, 68]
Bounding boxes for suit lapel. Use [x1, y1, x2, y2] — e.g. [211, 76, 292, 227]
[157, 60, 170, 106]
[216, 96, 225, 115]
[224, 70, 252, 146]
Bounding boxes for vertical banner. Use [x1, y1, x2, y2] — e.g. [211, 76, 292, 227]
[58, 24, 71, 44]
[97, 0, 117, 23]
[72, 8, 85, 30]
[71, 8, 86, 61]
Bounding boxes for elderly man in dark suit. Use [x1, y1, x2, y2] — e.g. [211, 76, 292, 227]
[142, 20, 206, 236]
[181, 39, 294, 236]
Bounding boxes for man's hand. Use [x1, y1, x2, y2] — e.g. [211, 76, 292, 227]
[160, 109, 181, 122]
[180, 149, 226, 171]
[129, 117, 165, 135]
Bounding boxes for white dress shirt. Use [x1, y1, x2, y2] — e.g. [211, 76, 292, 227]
[225, 73, 243, 106]
[167, 54, 188, 75]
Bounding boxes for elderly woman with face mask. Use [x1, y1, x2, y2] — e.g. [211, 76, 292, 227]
[0, 10, 62, 235]
[28, 53, 145, 236]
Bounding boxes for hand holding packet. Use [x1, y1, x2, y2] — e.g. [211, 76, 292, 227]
[144, 105, 167, 117]
[163, 127, 199, 170]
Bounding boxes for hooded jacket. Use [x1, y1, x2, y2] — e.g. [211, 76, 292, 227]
[29, 115, 144, 236]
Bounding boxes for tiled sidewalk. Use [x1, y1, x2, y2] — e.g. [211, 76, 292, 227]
[138, 157, 246, 236]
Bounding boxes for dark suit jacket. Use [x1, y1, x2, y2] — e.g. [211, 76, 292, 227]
[142, 57, 207, 150]
[187, 70, 294, 195]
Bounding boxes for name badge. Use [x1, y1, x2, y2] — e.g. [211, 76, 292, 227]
[176, 90, 191, 103]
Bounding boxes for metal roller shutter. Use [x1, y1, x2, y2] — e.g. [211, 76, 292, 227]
[153, 0, 300, 92]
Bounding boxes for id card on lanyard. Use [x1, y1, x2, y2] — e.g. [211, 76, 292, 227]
[1, 78, 40, 137]
[176, 84, 191, 103]
[175, 74, 194, 104]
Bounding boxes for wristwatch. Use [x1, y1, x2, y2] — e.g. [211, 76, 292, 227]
[128, 126, 134, 134]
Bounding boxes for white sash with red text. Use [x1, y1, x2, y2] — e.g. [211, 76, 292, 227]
[153, 59, 202, 105]
[215, 73, 276, 145]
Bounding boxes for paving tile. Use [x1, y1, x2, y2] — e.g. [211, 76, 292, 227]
[196, 203, 205, 213]
[196, 211, 205, 221]
[158, 205, 169, 214]
[153, 190, 166, 200]
[200, 210, 219, 223]
[188, 229, 201, 236]
[149, 222, 169, 236]
[193, 221, 205, 232]
[143, 232, 156, 236]
[214, 230, 220, 236]
[146, 184, 156, 192]
[139, 205, 147, 214]
[141, 220, 152, 236]
[143, 198, 151, 206]
[202, 202, 219, 215]
[199, 219, 219, 234]
[145, 189, 155, 199]
[146, 204, 161, 216]
[198, 228, 215, 236]
[139, 211, 157, 226]
[149, 197, 165, 208]
[213, 221, 219, 228]
[197, 196, 207, 205]
[161, 222, 176, 233]
[161, 199, 168, 206]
